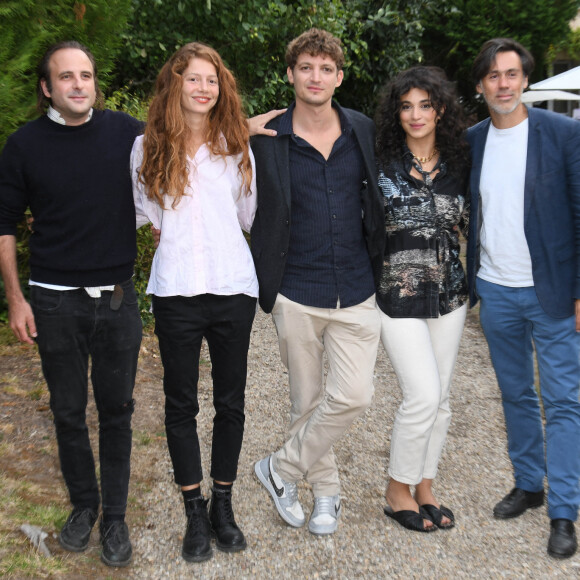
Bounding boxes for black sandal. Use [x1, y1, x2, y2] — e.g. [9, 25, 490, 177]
[420, 504, 455, 530]
[383, 505, 437, 533]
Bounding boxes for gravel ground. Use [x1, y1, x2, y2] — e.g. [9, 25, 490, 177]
[127, 307, 580, 579]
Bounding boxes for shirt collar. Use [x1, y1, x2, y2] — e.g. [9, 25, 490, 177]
[47, 105, 93, 125]
[277, 100, 352, 137]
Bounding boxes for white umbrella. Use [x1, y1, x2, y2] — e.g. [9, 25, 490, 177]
[529, 66, 580, 90]
[521, 89, 580, 103]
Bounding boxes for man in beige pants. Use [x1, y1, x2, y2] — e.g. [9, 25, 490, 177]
[250, 28, 384, 535]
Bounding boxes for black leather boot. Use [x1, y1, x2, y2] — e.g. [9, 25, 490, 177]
[182, 497, 212, 562]
[100, 519, 132, 567]
[209, 488, 247, 552]
[59, 507, 98, 552]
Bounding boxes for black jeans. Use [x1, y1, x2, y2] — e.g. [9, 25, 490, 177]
[152, 293, 256, 485]
[31, 280, 142, 516]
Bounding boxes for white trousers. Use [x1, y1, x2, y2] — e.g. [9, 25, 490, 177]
[272, 294, 381, 496]
[379, 304, 467, 485]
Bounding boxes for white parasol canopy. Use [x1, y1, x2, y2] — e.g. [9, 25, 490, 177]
[521, 89, 580, 103]
[529, 66, 580, 90]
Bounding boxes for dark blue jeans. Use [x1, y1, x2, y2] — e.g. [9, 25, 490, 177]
[31, 280, 142, 517]
[152, 293, 256, 486]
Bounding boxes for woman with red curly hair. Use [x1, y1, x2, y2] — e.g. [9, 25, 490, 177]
[131, 42, 257, 563]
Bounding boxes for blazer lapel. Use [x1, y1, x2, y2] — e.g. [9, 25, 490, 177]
[273, 134, 292, 208]
[469, 119, 491, 197]
[524, 109, 540, 221]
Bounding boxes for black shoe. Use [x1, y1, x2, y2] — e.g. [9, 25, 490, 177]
[183, 497, 213, 562]
[209, 488, 247, 552]
[493, 487, 544, 519]
[58, 507, 98, 552]
[100, 520, 132, 567]
[548, 519, 577, 559]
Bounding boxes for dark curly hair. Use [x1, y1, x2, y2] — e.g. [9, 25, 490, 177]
[375, 66, 470, 173]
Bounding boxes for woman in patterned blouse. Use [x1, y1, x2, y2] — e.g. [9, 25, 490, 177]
[375, 66, 470, 533]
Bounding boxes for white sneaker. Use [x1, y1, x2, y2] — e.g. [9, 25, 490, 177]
[254, 455, 305, 527]
[308, 495, 341, 535]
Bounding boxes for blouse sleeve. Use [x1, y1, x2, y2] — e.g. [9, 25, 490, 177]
[130, 136, 162, 230]
[235, 146, 258, 233]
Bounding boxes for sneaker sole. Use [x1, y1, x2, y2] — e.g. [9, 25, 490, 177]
[308, 525, 338, 536]
[254, 459, 305, 528]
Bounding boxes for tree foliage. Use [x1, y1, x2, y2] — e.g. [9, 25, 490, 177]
[113, 0, 424, 116]
[2, 0, 580, 323]
[0, 0, 132, 149]
[420, 0, 580, 117]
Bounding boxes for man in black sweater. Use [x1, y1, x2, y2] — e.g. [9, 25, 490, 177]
[0, 41, 143, 567]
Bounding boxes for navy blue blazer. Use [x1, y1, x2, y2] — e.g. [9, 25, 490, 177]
[466, 107, 580, 318]
[250, 104, 384, 314]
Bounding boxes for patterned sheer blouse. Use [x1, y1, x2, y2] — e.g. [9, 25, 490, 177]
[376, 150, 469, 318]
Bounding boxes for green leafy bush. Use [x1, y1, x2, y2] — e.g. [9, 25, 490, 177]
[420, 0, 580, 117]
[112, 0, 425, 116]
[0, 0, 132, 151]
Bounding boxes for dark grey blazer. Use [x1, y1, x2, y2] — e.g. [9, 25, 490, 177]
[250, 104, 384, 313]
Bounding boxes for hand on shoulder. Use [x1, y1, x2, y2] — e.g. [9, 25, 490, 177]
[248, 109, 287, 137]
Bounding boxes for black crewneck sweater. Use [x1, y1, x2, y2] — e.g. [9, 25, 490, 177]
[0, 110, 144, 286]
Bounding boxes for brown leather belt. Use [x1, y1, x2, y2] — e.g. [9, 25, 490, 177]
[110, 283, 125, 311]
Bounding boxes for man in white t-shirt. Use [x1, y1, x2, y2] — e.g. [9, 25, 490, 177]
[466, 37, 580, 559]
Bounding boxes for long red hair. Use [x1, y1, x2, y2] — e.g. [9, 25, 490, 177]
[139, 42, 252, 208]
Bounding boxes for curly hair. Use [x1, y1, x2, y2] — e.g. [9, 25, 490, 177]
[285, 28, 344, 71]
[375, 66, 470, 173]
[139, 42, 252, 209]
[36, 40, 104, 114]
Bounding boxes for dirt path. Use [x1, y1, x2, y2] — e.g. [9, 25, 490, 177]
[1, 309, 578, 578]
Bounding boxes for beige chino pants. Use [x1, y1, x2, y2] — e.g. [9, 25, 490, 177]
[271, 294, 381, 497]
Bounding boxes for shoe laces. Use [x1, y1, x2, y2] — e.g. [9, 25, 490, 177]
[284, 480, 299, 506]
[68, 508, 95, 530]
[213, 491, 236, 525]
[186, 498, 209, 532]
[102, 521, 128, 546]
[313, 496, 337, 517]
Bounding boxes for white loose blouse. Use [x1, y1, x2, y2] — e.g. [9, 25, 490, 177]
[130, 135, 258, 298]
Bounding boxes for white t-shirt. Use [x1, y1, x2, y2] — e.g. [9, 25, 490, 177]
[131, 135, 259, 299]
[477, 118, 534, 287]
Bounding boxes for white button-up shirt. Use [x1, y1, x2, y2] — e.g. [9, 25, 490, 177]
[130, 135, 258, 298]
